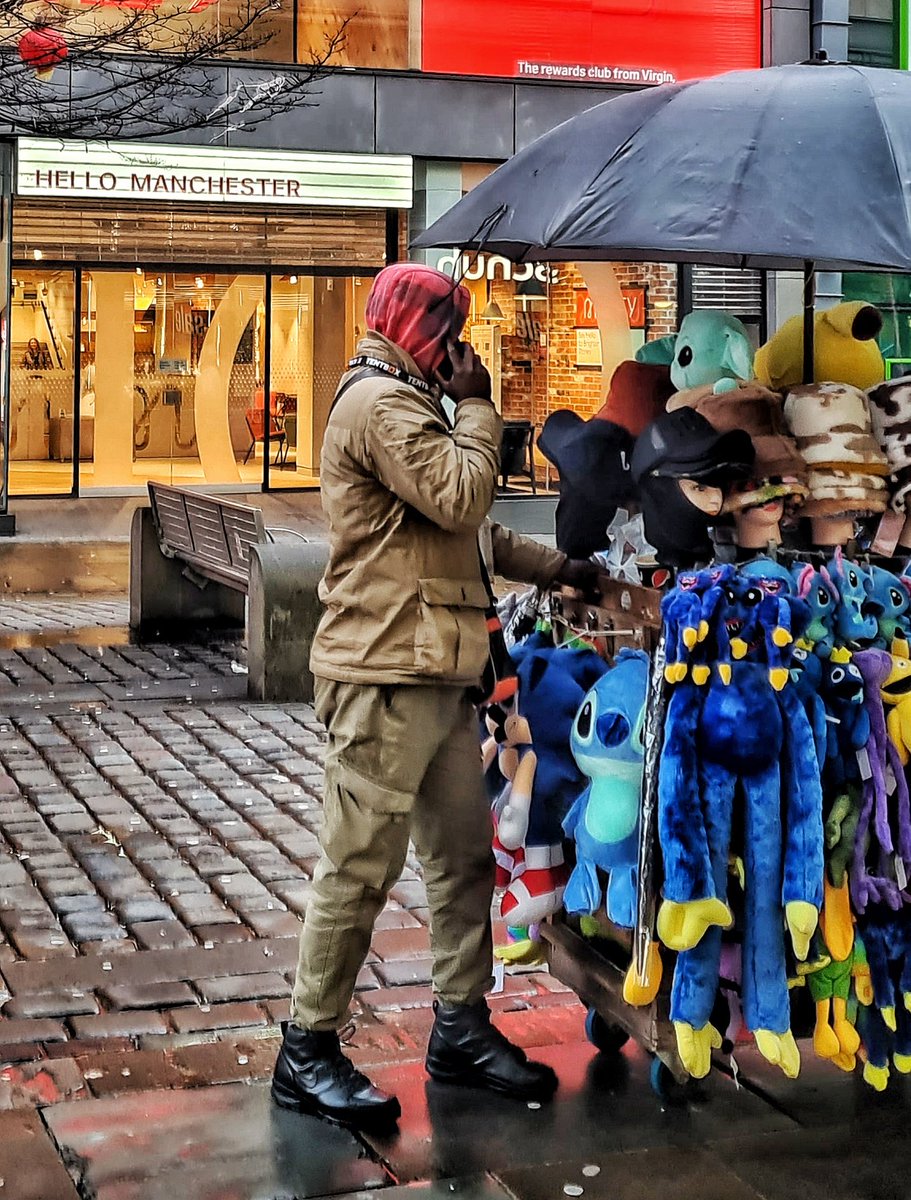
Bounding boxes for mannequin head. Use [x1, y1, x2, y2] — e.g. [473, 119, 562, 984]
[631, 408, 754, 568]
[733, 498, 785, 550]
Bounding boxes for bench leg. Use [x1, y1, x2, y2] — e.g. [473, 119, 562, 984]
[130, 507, 245, 640]
[247, 542, 328, 702]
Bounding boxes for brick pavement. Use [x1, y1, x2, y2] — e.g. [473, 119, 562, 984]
[0, 596, 129, 638]
[0, 638, 581, 1113]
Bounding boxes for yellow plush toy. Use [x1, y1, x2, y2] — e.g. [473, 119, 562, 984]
[754, 302, 885, 392]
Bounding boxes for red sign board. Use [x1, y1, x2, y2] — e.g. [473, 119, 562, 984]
[423, 0, 760, 84]
[576, 285, 647, 330]
[575, 288, 598, 328]
[622, 285, 647, 330]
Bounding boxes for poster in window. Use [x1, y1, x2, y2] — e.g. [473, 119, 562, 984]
[575, 328, 602, 368]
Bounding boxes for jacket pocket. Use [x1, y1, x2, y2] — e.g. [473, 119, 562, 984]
[415, 577, 490, 678]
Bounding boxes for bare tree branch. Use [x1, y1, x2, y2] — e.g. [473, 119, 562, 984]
[0, 1, 348, 139]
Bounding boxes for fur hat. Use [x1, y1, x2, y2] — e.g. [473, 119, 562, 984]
[668, 380, 808, 510]
[867, 378, 911, 513]
[784, 382, 890, 516]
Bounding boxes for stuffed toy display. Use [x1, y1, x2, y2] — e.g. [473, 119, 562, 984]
[483, 632, 608, 938]
[754, 302, 885, 392]
[656, 566, 822, 1079]
[475, 310, 911, 1091]
[649, 552, 911, 1087]
[635, 310, 755, 395]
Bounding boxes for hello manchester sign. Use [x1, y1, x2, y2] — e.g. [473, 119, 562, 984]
[15, 138, 414, 209]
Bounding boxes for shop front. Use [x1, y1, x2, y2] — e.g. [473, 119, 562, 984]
[7, 138, 412, 498]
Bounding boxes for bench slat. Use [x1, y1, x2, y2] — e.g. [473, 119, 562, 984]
[148, 482, 268, 592]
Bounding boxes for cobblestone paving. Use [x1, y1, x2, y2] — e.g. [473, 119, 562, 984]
[0, 595, 129, 636]
[0, 643, 579, 1111]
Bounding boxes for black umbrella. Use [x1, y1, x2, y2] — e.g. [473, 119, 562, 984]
[413, 59, 911, 379]
[413, 60, 911, 272]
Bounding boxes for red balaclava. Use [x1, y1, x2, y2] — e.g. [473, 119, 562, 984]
[365, 262, 471, 380]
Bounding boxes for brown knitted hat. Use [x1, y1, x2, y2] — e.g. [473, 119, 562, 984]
[667, 381, 808, 505]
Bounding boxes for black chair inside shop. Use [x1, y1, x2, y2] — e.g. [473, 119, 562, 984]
[500, 420, 537, 494]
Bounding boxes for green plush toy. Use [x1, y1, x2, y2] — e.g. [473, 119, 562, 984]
[635, 310, 755, 395]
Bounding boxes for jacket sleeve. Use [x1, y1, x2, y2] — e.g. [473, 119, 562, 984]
[489, 521, 567, 587]
[364, 390, 502, 534]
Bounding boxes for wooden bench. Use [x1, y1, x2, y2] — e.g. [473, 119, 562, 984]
[130, 482, 328, 702]
[146, 483, 267, 591]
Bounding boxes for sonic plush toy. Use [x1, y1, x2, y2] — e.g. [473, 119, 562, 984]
[563, 649, 649, 929]
[484, 632, 608, 931]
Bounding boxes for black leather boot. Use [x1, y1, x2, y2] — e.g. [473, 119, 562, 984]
[426, 1000, 558, 1101]
[271, 1022, 401, 1127]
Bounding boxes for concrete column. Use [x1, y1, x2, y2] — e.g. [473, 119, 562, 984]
[410, 160, 464, 269]
[811, 0, 850, 59]
[763, 0, 811, 65]
[195, 276, 263, 484]
[578, 263, 636, 407]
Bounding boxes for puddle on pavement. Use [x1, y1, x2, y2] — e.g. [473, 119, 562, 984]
[0, 624, 132, 650]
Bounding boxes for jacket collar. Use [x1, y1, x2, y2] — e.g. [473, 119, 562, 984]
[353, 331, 448, 417]
[355, 331, 428, 383]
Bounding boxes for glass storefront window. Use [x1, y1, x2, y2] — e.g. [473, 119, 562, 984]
[77, 270, 266, 491]
[9, 269, 76, 496]
[8, 265, 373, 496]
[0, 0, 293, 64]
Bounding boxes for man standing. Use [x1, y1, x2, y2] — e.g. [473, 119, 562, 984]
[272, 263, 596, 1128]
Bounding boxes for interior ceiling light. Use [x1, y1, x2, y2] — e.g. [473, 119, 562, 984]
[480, 299, 505, 321]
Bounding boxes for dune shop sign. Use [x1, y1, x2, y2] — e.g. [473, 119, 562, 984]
[422, 0, 761, 84]
[15, 139, 414, 209]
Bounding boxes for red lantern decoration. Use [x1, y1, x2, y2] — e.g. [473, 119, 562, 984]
[18, 27, 68, 81]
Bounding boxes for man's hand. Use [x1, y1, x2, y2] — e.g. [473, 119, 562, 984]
[435, 340, 492, 404]
[556, 558, 601, 598]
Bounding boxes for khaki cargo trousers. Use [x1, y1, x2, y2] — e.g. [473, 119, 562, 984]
[291, 678, 495, 1032]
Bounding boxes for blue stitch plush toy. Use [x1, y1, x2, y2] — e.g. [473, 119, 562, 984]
[864, 566, 911, 651]
[827, 549, 877, 647]
[562, 649, 649, 928]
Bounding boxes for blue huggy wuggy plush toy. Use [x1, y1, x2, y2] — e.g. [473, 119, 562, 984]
[656, 563, 824, 1080]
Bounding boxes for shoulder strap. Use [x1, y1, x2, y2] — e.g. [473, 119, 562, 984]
[328, 366, 387, 418]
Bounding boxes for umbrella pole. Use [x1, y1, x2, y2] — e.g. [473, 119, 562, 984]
[803, 260, 816, 384]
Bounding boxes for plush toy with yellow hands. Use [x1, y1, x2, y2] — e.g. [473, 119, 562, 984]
[673, 1020, 723, 1080]
[881, 652, 911, 766]
[855, 912, 911, 1089]
[754, 301, 885, 392]
[656, 564, 824, 1079]
[793, 902, 862, 1072]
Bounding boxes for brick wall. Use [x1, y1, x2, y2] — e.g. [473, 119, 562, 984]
[466, 262, 678, 431]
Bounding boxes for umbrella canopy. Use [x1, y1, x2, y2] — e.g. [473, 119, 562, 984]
[413, 62, 911, 273]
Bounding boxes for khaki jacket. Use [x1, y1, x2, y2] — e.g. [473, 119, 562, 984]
[310, 332, 566, 686]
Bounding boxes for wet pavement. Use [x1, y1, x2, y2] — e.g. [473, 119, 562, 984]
[0, 611, 910, 1199]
